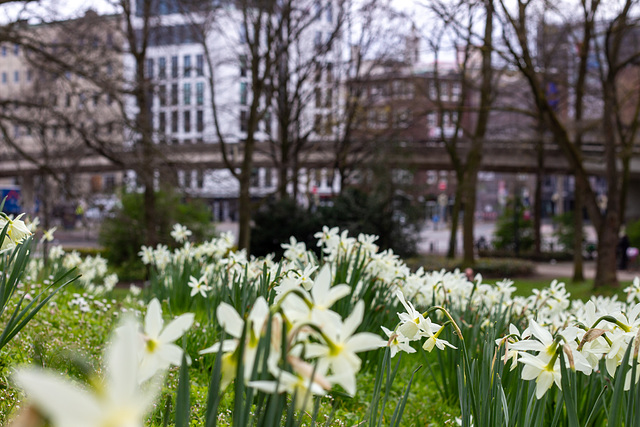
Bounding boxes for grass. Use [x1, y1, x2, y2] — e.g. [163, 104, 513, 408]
[0, 283, 462, 427]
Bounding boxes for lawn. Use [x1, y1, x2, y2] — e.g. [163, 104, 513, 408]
[4, 224, 640, 426]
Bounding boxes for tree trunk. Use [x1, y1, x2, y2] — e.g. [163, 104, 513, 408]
[447, 178, 463, 258]
[572, 176, 585, 282]
[462, 169, 478, 265]
[595, 219, 619, 288]
[237, 169, 252, 252]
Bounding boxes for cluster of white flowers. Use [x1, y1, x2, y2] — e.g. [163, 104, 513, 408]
[200, 265, 386, 410]
[13, 298, 194, 427]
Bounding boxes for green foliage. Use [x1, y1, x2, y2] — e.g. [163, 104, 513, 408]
[251, 197, 323, 258]
[252, 189, 420, 258]
[553, 212, 582, 253]
[627, 217, 640, 249]
[493, 198, 535, 254]
[98, 190, 215, 277]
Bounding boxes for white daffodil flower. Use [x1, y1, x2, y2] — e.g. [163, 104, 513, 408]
[395, 290, 425, 339]
[170, 223, 192, 243]
[519, 351, 562, 399]
[381, 326, 415, 357]
[188, 275, 212, 298]
[0, 213, 32, 252]
[13, 318, 158, 427]
[139, 298, 195, 383]
[291, 264, 319, 291]
[41, 226, 57, 243]
[249, 357, 330, 412]
[420, 317, 456, 352]
[305, 300, 386, 395]
[200, 298, 272, 389]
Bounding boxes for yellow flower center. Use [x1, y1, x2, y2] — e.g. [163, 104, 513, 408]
[146, 338, 159, 353]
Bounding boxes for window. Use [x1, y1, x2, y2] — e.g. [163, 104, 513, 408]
[429, 81, 437, 99]
[315, 62, 321, 82]
[326, 62, 333, 82]
[13, 44, 19, 55]
[196, 110, 203, 132]
[66, 94, 72, 107]
[171, 55, 178, 78]
[440, 82, 449, 101]
[159, 112, 166, 132]
[93, 93, 99, 106]
[196, 82, 204, 105]
[1, 46, 5, 56]
[159, 84, 166, 106]
[325, 88, 332, 108]
[13, 71, 19, 82]
[314, 31, 322, 49]
[106, 62, 113, 76]
[324, 113, 333, 135]
[183, 55, 191, 77]
[184, 110, 191, 133]
[427, 112, 437, 127]
[240, 55, 247, 77]
[264, 111, 271, 135]
[158, 57, 166, 79]
[240, 82, 247, 105]
[315, 87, 322, 108]
[327, 0, 333, 21]
[451, 82, 461, 101]
[315, 0, 322, 20]
[314, 114, 322, 133]
[26, 69, 32, 81]
[171, 83, 178, 105]
[239, 23, 247, 44]
[183, 82, 191, 105]
[171, 111, 178, 133]
[1, 72, 6, 84]
[146, 58, 154, 79]
[196, 54, 203, 76]
[240, 110, 248, 132]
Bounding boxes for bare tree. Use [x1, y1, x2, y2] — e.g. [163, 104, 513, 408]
[419, 0, 496, 265]
[498, 0, 640, 288]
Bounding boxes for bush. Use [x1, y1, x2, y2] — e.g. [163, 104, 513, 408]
[99, 190, 215, 277]
[251, 188, 421, 258]
[627, 217, 640, 249]
[493, 198, 534, 254]
[552, 211, 583, 253]
[251, 197, 324, 258]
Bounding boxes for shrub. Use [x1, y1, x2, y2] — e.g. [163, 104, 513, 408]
[251, 188, 421, 258]
[492, 197, 534, 254]
[251, 197, 324, 258]
[552, 211, 583, 253]
[627, 217, 640, 249]
[99, 190, 215, 277]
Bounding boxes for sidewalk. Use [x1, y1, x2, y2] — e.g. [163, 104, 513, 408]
[534, 260, 639, 282]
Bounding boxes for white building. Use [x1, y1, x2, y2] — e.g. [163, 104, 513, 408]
[127, 0, 343, 221]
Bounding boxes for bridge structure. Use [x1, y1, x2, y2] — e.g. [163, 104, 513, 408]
[1, 138, 639, 178]
[5, 137, 640, 221]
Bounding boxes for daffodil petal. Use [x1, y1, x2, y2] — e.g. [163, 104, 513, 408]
[145, 298, 164, 339]
[13, 368, 101, 427]
[158, 313, 195, 343]
[217, 303, 244, 338]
